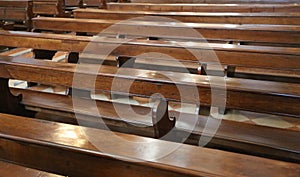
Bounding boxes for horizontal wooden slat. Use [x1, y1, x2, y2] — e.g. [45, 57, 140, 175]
[32, 17, 300, 45]
[73, 9, 300, 25]
[107, 3, 300, 12]
[130, 0, 300, 4]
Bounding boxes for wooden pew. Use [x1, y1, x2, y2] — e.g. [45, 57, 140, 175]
[73, 9, 300, 25]
[32, 17, 300, 46]
[0, 30, 299, 84]
[107, 3, 300, 12]
[1, 56, 299, 162]
[65, 0, 105, 8]
[0, 160, 64, 177]
[0, 113, 299, 176]
[129, 0, 300, 4]
[0, 0, 33, 30]
[32, 0, 66, 16]
[0, 30, 299, 72]
[0, 55, 299, 117]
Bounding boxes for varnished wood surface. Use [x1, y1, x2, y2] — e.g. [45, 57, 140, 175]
[32, 17, 300, 45]
[130, 0, 300, 3]
[0, 30, 299, 70]
[0, 56, 299, 116]
[10, 87, 300, 162]
[73, 9, 300, 25]
[0, 113, 299, 177]
[107, 3, 300, 12]
[0, 160, 64, 177]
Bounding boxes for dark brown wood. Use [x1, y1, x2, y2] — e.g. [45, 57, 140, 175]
[0, 78, 35, 117]
[73, 9, 300, 25]
[0, 56, 299, 117]
[0, 113, 299, 177]
[0, 0, 33, 30]
[0, 160, 64, 177]
[32, 0, 65, 16]
[32, 17, 300, 46]
[107, 3, 300, 12]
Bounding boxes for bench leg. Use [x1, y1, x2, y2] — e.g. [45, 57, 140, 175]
[0, 78, 36, 117]
[152, 98, 176, 140]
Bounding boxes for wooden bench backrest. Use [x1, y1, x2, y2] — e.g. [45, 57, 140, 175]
[32, 0, 64, 16]
[107, 3, 300, 12]
[32, 17, 300, 46]
[73, 9, 300, 25]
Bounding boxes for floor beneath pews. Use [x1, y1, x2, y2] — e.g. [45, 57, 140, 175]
[2, 48, 300, 132]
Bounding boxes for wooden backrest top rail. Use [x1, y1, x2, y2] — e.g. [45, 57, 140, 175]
[0, 30, 299, 70]
[0, 56, 299, 116]
[107, 2, 300, 12]
[32, 17, 300, 45]
[12, 87, 300, 163]
[73, 9, 300, 26]
[129, 0, 300, 4]
[0, 113, 299, 177]
[0, 0, 32, 7]
[0, 160, 64, 177]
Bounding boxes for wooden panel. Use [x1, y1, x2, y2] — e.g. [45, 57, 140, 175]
[0, 113, 299, 177]
[107, 3, 300, 12]
[73, 9, 300, 25]
[0, 56, 299, 116]
[32, 17, 300, 45]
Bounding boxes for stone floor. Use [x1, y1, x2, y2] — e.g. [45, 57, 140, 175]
[3, 48, 300, 132]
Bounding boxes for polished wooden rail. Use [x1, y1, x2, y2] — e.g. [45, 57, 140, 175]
[0, 113, 299, 177]
[73, 9, 300, 25]
[0, 56, 299, 117]
[32, 16, 300, 46]
[107, 3, 300, 12]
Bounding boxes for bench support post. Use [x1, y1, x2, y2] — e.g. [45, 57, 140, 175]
[0, 78, 35, 117]
[152, 98, 176, 139]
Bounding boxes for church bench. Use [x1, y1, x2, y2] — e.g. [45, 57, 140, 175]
[9, 87, 300, 162]
[1, 56, 299, 162]
[32, 17, 300, 46]
[0, 160, 64, 177]
[0, 30, 299, 84]
[107, 3, 300, 13]
[73, 9, 300, 25]
[32, 0, 66, 16]
[129, 0, 300, 4]
[0, 30, 299, 71]
[65, 0, 105, 9]
[0, 56, 299, 117]
[0, 0, 33, 30]
[0, 113, 299, 176]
